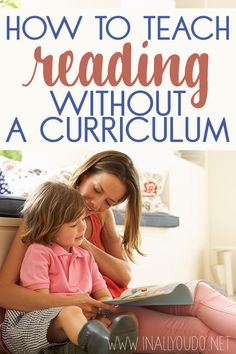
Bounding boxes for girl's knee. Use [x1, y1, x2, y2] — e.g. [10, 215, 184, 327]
[48, 307, 83, 343]
[57, 306, 83, 323]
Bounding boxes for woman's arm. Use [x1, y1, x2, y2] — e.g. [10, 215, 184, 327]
[81, 210, 131, 286]
[0, 221, 112, 315]
[35, 289, 112, 320]
[0, 221, 27, 285]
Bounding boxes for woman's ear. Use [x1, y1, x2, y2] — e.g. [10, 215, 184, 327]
[78, 172, 88, 183]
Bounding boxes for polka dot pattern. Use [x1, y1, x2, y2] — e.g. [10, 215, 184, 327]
[0, 169, 11, 194]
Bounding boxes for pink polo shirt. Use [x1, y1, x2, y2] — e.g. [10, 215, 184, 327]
[20, 243, 107, 295]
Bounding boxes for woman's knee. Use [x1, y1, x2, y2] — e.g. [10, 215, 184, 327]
[194, 281, 219, 303]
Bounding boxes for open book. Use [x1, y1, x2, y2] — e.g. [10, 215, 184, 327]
[104, 280, 224, 306]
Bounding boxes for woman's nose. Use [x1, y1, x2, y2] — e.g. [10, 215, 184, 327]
[91, 198, 102, 211]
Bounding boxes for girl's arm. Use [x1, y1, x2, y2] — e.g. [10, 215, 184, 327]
[0, 221, 112, 315]
[93, 288, 114, 327]
[81, 210, 131, 286]
[92, 288, 112, 302]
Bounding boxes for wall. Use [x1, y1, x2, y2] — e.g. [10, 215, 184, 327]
[21, 0, 120, 8]
[176, 0, 236, 7]
[22, 0, 236, 10]
[208, 151, 236, 247]
[0, 218, 21, 268]
[21, 0, 175, 9]
[129, 155, 208, 287]
[22, 147, 175, 170]
[207, 151, 236, 289]
[176, 0, 205, 7]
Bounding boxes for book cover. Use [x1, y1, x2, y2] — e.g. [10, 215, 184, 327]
[104, 283, 195, 306]
[104, 279, 225, 306]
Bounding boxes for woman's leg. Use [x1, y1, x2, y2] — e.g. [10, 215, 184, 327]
[191, 282, 236, 338]
[129, 306, 235, 354]
[155, 282, 236, 339]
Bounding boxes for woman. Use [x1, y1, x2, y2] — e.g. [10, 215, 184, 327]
[69, 150, 143, 298]
[1, 150, 236, 354]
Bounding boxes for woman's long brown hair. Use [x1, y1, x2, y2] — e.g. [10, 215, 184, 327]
[70, 150, 143, 260]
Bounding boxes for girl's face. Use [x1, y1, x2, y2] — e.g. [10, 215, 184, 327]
[54, 215, 86, 252]
[77, 172, 127, 216]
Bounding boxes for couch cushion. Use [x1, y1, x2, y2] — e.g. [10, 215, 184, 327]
[0, 195, 25, 217]
[112, 209, 179, 228]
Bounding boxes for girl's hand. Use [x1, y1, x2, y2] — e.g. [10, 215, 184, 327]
[69, 293, 114, 320]
[96, 314, 112, 328]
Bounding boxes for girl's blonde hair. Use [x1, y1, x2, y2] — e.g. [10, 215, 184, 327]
[70, 150, 142, 260]
[22, 181, 85, 245]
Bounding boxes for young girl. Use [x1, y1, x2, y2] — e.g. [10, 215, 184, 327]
[1, 181, 138, 354]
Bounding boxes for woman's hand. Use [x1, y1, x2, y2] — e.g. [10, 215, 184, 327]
[69, 293, 114, 320]
[80, 216, 131, 287]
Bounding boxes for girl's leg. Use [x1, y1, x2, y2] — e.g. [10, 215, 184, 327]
[47, 306, 87, 345]
[155, 282, 236, 338]
[48, 306, 138, 354]
[129, 306, 235, 354]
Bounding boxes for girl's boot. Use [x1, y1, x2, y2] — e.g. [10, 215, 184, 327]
[78, 314, 138, 354]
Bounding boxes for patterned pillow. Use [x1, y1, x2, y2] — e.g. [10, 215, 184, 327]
[1, 156, 169, 213]
[113, 170, 168, 214]
[0, 156, 75, 197]
[140, 171, 168, 213]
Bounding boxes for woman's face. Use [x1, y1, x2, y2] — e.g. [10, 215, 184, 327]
[77, 172, 127, 215]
